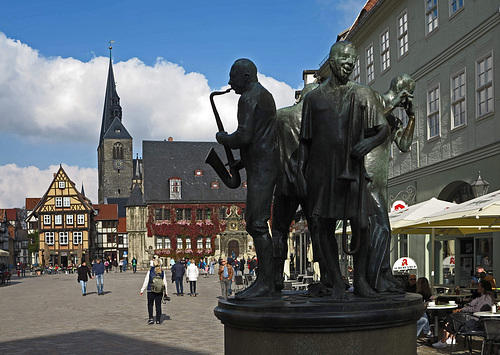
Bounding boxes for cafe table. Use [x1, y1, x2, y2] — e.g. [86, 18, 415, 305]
[473, 311, 500, 318]
[427, 304, 459, 337]
[437, 292, 472, 305]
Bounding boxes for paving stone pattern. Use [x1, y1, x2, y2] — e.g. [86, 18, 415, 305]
[0, 271, 485, 354]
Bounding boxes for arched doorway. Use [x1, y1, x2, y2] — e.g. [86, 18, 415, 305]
[438, 181, 475, 203]
[228, 240, 239, 259]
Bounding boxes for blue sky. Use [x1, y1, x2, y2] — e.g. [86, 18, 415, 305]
[0, 0, 364, 207]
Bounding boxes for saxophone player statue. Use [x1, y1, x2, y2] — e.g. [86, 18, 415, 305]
[213, 58, 278, 299]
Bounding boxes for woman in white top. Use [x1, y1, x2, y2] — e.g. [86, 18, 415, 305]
[186, 262, 200, 297]
[140, 260, 169, 324]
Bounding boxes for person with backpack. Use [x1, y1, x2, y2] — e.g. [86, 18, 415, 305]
[140, 259, 169, 324]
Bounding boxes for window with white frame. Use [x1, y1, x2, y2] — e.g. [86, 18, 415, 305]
[169, 178, 181, 199]
[205, 238, 212, 249]
[156, 236, 164, 249]
[351, 57, 360, 83]
[186, 238, 192, 249]
[58, 181, 65, 189]
[77, 214, 85, 225]
[197, 237, 203, 249]
[63, 197, 70, 207]
[45, 232, 54, 245]
[397, 10, 408, 58]
[426, 0, 438, 35]
[66, 214, 73, 225]
[366, 45, 374, 83]
[476, 53, 493, 118]
[177, 237, 183, 249]
[399, 107, 410, 127]
[427, 86, 441, 139]
[55, 197, 62, 207]
[451, 70, 466, 128]
[55, 215, 62, 225]
[165, 238, 171, 249]
[43, 215, 51, 225]
[73, 232, 82, 245]
[450, 0, 464, 15]
[380, 29, 390, 72]
[59, 232, 69, 245]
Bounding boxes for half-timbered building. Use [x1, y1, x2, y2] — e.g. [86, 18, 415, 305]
[30, 166, 95, 266]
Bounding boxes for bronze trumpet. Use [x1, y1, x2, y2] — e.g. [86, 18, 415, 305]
[205, 89, 242, 189]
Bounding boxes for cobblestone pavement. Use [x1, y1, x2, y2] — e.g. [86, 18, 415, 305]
[0, 271, 487, 354]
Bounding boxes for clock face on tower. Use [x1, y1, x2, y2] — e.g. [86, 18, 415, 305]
[113, 159, 124, 170]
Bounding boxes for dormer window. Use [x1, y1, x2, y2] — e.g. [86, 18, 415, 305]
[195, 169, 203, 177]
[114, 128, 121, 133]
[211, 182, 219, 189]
[170, 178, 181, 199]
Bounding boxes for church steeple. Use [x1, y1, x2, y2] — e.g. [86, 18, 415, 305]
[99, 44, 123, 146]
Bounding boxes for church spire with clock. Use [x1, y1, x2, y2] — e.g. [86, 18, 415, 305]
[97, 45, 133, 204]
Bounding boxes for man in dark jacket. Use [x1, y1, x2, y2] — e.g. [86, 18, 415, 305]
[92, 258, 105, 295]
[171, 260, 185, 296]
[77, 261, 93, 296]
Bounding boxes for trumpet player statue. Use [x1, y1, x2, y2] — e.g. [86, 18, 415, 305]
[215, 58, 278, 299]
[297, 41, 390, 299]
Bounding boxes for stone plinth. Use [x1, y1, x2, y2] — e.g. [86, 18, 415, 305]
[214, 291, 424, 355]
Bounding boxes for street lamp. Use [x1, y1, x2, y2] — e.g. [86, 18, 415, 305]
[471, 171, 490, 198]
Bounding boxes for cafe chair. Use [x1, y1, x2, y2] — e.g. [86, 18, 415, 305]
[481, 318, 500, 355]
[234, 275, 244, 291]
[449, 312, 486, 355]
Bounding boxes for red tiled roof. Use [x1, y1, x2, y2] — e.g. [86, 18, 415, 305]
[117, 217, 127, 233]
[93, 204, 118, 220]
[348, 0, 381, 35]
[6, 209, 17, 221]
[25, 198, 40, 211]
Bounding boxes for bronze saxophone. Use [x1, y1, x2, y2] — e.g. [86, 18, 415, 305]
[205, 89, 242, 189]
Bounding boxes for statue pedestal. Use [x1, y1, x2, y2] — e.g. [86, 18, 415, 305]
[214, 291, 424, 355]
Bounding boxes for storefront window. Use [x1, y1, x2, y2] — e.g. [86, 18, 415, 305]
[476, 237, 493, 273]
[435, 239, 455, 285]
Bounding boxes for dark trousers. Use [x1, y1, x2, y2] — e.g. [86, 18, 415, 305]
[189, 280, 197, 294]
[147, 291, 162, 321]
[175, 277, 184, 294]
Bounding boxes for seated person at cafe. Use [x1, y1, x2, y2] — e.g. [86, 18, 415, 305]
[416, 277, 433, 339]
[404, 274, 417, 293]
[432, 280, 494, 349]
[480, 271, 496, 289]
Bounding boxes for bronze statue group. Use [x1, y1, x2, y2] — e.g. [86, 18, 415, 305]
[211, 41, 416, 300]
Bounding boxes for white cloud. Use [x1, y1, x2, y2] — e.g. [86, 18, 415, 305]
[0, 32, 297, 145]
[0, 32, 298, 207]
[0, 164, 97, 208]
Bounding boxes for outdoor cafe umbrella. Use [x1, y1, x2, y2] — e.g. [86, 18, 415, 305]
[408, 189, 500, 234]
[0, 249, 9, 257]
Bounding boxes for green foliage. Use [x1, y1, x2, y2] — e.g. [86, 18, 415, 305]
[28, 233, 39, 255]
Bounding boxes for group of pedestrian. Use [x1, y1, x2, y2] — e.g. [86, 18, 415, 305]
[77, 258, 106, 296]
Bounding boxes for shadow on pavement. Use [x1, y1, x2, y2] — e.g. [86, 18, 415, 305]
[0, 330, 207, 355]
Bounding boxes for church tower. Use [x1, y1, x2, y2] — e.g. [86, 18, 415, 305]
[98, 46, 133, 203]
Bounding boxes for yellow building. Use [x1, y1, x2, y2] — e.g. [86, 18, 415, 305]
[30, 166, 95, 267]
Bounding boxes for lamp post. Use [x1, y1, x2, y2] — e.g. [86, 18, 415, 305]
[471, 171, 490, 198]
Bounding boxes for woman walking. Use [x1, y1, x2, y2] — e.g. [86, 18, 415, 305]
[77, 261, 93, 296]
[186, 261, 199, 296]
[140, 259, 169, 324]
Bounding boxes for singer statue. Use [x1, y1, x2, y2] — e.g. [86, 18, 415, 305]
[297, 41, 390, 299]
[215, 58, 278, 299]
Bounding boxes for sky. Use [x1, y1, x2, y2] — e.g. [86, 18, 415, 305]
[0, 0, 364, 208]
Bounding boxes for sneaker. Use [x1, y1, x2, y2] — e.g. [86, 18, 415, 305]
[432, 341, 448, 349]
[156, 321, 160, 324]
[446, 337, 457, 345]
[425, 332, 434, 339]
[148, 319, 154, 325]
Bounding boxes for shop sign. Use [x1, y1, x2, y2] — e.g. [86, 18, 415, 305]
[391, 200, 408, 212]
[443, 255, 455, 268]
[392, 257, 417, 272]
